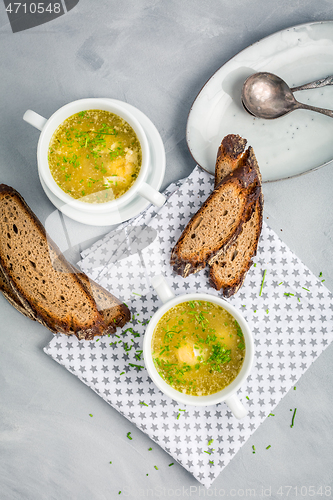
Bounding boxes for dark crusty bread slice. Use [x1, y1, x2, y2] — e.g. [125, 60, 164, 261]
[0, 267, 36, 321]
[170, 147, 261, 277]
[76, 272, 130, 339]
[214, 134, 247, 186]
[0, 184, 130, 339]
[209, 198, 263, 295]
[0, 263, 130, 338]
[0, 267, 59, 332]
[209, 136, 263, 296]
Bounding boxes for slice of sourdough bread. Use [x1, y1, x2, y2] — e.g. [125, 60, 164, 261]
[214, 134, 248, 186]
[0, 263, 130, 338]
[170, 147, 262, 277]
[0, 185, 130, 339]
[209, 198, 263, 295]
[209, 136, 263, 296]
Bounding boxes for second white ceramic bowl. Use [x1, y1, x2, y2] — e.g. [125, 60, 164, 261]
[143, 275, 254, 419]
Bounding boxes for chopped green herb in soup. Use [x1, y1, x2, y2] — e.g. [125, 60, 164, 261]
[152, 300, 245, 396]
[48, 110, 142, 203]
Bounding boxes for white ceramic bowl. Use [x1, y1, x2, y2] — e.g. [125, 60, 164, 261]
[23, 98, 166, 212]
[143, 275, 254, 419]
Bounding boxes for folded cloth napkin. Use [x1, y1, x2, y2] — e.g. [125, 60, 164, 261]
[44, 166, 333, 488]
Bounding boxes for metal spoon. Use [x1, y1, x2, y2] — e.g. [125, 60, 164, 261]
[242, 72, 333, 119]
[291, 75, 333, 92]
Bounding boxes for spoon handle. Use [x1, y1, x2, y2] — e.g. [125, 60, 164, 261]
[297, 101, 333, 118]
[291, 75, 333, 92]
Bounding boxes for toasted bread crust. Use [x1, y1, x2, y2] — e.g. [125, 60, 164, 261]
[77, 272, 131, 339]
[209, 137, 263, 296]
[0, 184, 130, 339]
[215, 134, 247, 187]
[170, 147, 261, 277]
[0, 267, 36, 320]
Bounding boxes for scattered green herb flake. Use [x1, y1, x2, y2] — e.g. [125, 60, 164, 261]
[302, 287, 310, 292]
[297, 297, 301, 302]
[266, 309, 269, 314]
[148, 447, 152, 451]
[321, 279, 325, 282]
[268, 413, 275, 417]
[284, 292, 295, 297]
[127, 432, 132, 440]
[246, 396, 249, 400]
[209, 460, 214, 465]
[319, 272, 323, 277]
[259, 269, 267, 296]
[254, 309, 257, 313]
[252, 445, 256, 454]
[89, 414, 93, 417]
[96, 338, 99, 342]
[266, 445, 271, 450]
[294, 386, 296, 390]
[140, 401, 148, 407]
[168, 463, 174, 467]
[290, 408, 297, 428]
[204, 450, 212, 455]
[109, 461, 112, 464]
[254, 263, 257, 267]
[133, 292, 142, 296]
[154, 465, 158, 470]
[118, 491, 121, 495]
[129, 363, 144, 370]
[206, 341, 231, 370]
[208, 439, 214, 446]
[135, 350, 143, 360]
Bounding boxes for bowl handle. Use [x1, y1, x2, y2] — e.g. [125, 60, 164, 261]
[23, 110, 47, 131]
[151, 274, 175, 304]
[138, 182, 166, 208]
[224, 394, 248, 419]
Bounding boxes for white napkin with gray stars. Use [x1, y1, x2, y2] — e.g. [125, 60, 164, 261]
[44, 167, 333, 488]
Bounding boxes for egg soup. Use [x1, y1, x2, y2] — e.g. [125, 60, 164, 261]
[48, 110, 142, 203]
[152, 300, 245, 396]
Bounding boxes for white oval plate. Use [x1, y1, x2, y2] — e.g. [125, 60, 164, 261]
[186, 21, 333, 182]
[40, 99, 166, 226]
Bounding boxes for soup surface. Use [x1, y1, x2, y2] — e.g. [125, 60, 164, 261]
[152, 300, 245, 396]
[48, 110, 142, 203]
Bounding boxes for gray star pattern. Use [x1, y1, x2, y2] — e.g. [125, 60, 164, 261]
[44, 167, 333, 489]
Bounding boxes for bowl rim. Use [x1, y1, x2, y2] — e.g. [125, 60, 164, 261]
[143, 293, 254, 406]
[37, 98, 150, 213]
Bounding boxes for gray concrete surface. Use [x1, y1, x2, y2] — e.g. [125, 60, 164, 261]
[0, 1, 332, 498]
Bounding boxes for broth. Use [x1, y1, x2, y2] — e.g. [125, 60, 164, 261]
[48, 110, 142, 203]
[151, 300, 245, 396]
